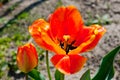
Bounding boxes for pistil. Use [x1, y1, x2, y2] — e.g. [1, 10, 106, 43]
[63, 35, 70, 53]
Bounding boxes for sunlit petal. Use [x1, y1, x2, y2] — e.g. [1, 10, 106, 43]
[68, 35, 96, 55]
[80, 25, 106, 52]
[29, 19, 66, 55]
[68, 25, 106, 55]
[73, 27, 95, 46]
[49, 5, 84, 43]
[51, 55, 87, 74]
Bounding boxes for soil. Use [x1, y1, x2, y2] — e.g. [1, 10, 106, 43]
[0, 0, 120, 80]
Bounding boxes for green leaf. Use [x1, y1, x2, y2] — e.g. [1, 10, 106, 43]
[106, 65, 114, 80]
[28, 69, 45, 80]
[55, 69, 64, 80]
[92, 46, 120, 80]
[80, 69, 91, 80]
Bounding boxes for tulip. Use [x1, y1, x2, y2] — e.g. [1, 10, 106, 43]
[17, 43, 38, 73]
[29, 6, 106, 74]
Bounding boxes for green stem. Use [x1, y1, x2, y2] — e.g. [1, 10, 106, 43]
[55, 69, 65, 80]
[60, 71, 64, 80]
[25, 73, 28, 80]
[46, 50, 52, 80]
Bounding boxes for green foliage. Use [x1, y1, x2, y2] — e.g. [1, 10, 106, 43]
[79, 46, 120, 80]
[0, 18, 6, 24]
[17, 12, 29, 20]
[8, 2, 18, 11]
[92, 46, 120, 80]
[28, 69, 45, 80]
[85, 14, 111, 26]
[80, 69, 91, 80]
[55, 69, 64, 80]
[0, 37, 11, 45]
[56, 0, 63, 8]
[0, 52, 7, 78]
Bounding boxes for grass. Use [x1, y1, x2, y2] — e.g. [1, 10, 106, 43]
[0, 11, 44, 79]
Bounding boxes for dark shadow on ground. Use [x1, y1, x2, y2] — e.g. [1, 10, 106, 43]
[0, 0, 46, 31]
[0, 0, 23, 18]
[8, 64, 25, 80]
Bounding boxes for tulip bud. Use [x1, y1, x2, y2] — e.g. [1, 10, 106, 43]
[17, 43, 38, 73]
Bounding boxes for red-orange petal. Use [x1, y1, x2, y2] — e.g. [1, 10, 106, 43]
[73, 27, 95, 46]
[51, 55, 87, 74]
[49, 5, 84, 43]
[80, 25, 106, 53]
[29, 19, 66, 55]
[68, 25, 106, 55]
[17, 43, 38, 73]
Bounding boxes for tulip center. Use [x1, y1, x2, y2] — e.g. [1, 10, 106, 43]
[63, 35, 70, 51]
[60, 35, 76, 54]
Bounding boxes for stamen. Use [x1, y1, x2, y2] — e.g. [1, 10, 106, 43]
[93, 24, 101, 35]
[63, 35, 70, 41]
[44, 25, 49, 31]
[38, 27, 41, 32]
[94, 29, 98, 35]
[63, 35, 70, 52]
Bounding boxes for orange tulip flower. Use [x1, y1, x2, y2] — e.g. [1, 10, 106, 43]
[17, 43, 38, 73]
[29, 6, 106, 74]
